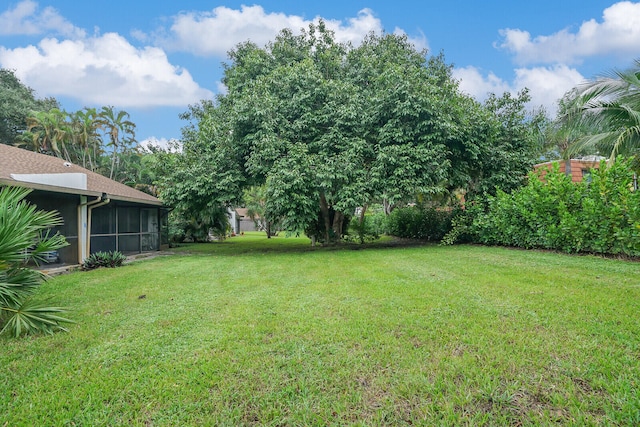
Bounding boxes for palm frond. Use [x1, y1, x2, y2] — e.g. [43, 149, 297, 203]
[0, 186, 73, 337]
[564, 60, 640, 160]
[0, 297, 74, 337]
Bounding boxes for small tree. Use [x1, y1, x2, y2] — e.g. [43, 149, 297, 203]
[0, 186, 73, 337]
[243, 185, 281, 238]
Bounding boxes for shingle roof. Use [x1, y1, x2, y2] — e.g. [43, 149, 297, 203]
[0, 144, 162, 205]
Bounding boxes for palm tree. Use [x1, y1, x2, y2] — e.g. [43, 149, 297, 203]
[23, 109, 72, 161]
[70, 107, 102, 170]
[542, 90, 595, 176]
[97, 106, 136, 180]
[566, 59, 640, 161]
[0, 186, 73, 337]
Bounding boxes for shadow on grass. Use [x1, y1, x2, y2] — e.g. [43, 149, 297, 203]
[169, 233, 432, 257]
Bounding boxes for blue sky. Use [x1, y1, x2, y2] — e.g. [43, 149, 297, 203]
[1, 1, 640, 149]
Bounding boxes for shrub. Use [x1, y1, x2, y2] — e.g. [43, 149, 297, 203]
[386, 206, 456, 241]
[83, 251, 127, 270]
[345, 213, 384, 244]
[445, 158, 640, 257]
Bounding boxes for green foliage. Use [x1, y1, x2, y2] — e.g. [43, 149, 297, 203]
[463, 90, 547, 200]
[0, 186, 72, 337]
[13, 100, 140, 186]
[167, 205, 230, 244]
[386, 205, 457, 241]
[82, 251, 127, 270]
[344, 211, 385, 244]
[163, 24, 540, 246]
[0, 69, 59, 144]
[448, 158, 640, 256]
[243, 185, 282, 237]
[564, 59, 640, 161]
[96, 106, 136, 180]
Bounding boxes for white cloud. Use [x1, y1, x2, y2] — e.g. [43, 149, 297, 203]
[0, 0, 84, 37]
[513, 65, 585, 114]
[0, 33, 213, 108]
[148, 6, 427, 57]
[497, 1, 640, 64]
[216, 81, 228, 95]
[393, 27, 428, 52]
[453, 66, 512, 100]
[453, 64, 585, 116]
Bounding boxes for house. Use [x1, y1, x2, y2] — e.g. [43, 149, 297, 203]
[533, 156, 606, 183]
[235, 207, 259, 232]
[0, 144, 168, 265]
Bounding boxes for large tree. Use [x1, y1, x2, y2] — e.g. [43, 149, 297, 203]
[69, 107, 103, 171]
[464, 90, 546, 199]
[163, 24, 540, 244]
[23, 108, 71, 159]
[0, 69, 58, 144]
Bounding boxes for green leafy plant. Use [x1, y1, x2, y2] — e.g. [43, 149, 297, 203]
[386, 205, 457, 241]
[447, 158, 640, 256]
[345, 213, 383, 244]
[0, 186, 73, 337]
[82, 251, 127, 270]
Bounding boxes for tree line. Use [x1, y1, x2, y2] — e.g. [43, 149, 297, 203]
[3, 25, 639, 247]
[0, 69, 158, 191]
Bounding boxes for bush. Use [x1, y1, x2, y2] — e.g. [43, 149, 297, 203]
[168, 206, 230, 244]
[83, 251, 127, 270]
[386, 206, 457, 241]
[445, 158, 640, 257]
[345, 213, 385, 244]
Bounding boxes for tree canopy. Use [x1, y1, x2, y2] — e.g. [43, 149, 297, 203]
[0, 69, 58, 144]
[161, 24, 542, 243]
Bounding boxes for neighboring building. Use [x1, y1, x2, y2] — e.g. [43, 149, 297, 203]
[0, 144, 168, 265]
[228, 207, 241, 235]
[235, 208, 259, 232]
[533, 156, 606, 183]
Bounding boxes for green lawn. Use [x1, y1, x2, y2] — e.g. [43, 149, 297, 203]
[2, 233, 640, 426]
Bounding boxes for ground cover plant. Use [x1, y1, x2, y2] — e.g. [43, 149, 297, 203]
[2, 233, 639, 425]
[82, 250, 127, 270]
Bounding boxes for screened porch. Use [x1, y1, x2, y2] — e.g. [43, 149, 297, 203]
[90, 204, 167, 255]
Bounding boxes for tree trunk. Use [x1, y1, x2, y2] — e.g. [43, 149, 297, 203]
[266, 221, 271, 239]
[110, 151, 117, 180]
[319, 193, 331, 244]
[332, 211, 344, 239]
[383, 198, 392, 215]
[359, 204, 367, 226]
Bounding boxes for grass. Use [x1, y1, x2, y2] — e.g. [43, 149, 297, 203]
[2, 232, 640, 425]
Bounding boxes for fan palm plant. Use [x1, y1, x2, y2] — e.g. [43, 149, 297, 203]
[0, 186, 73, 337]
[566, 59, 640, 161]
